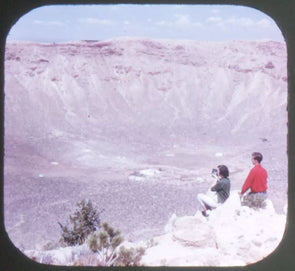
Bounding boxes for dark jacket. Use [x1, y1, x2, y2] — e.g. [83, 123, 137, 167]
[211, 177, 230, 203]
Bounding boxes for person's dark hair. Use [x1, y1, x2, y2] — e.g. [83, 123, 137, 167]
[252, 152, 263, 163]
[217, 165, 229, 178]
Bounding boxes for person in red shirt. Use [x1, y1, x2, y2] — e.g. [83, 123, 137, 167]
[240, 152, 268, 208]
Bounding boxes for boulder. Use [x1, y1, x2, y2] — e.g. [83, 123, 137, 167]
[141, 190, 286, 266]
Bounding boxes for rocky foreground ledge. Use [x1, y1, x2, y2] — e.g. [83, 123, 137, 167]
[26, 191, 286, 266]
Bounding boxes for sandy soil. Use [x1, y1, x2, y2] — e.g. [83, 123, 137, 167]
[4, 139, 287, 251]
[3, 39, 288, 251]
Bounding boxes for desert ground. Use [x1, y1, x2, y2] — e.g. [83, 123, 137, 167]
[3, 39, 287, 253]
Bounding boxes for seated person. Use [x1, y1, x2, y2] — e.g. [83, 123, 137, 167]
[197, 165, 230, 217]
[240, 152, 268, 208]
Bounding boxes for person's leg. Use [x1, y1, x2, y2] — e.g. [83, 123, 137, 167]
[241, 192, 267, 208]
[252, 192, 267, 208]
[197, 193, 218, 216]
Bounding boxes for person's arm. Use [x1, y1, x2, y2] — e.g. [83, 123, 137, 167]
[241, 169, 254, 194]
[211, 181, 222, 192]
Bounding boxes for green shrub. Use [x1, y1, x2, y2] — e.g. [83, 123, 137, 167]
[58, 199, 145, 266]
[58, 199, 102, 246]
[117, 246, 145, 266]
[87, 222, 123, 266]
[87, 223, 145, 266]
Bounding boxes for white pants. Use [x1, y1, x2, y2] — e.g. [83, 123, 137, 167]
[197, 193, 218, 210]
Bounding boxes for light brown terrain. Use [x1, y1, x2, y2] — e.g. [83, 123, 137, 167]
[4, 38, 287, 252]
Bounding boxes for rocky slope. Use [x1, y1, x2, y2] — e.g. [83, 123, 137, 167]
[5, 39, 287, 146]
[25, 191, 287, 266]
[3, 38, 288, 265]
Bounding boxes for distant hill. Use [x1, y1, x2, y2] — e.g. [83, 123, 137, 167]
[5, 39, 287, 151]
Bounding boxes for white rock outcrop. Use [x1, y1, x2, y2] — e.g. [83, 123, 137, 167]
[141, 191, 286, 266]
[24, 191, 286, 267]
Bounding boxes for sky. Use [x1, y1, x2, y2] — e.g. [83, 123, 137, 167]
[7, 4, 284, 43]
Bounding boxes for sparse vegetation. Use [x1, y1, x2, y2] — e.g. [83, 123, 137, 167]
[87, 222, 123, 266]
[87, 222, 145, 266]
[117, 246, 145, 266]
[58, 199, 102, 246]
[58, 199, 145, 266]
[265, 61, 275, 69]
